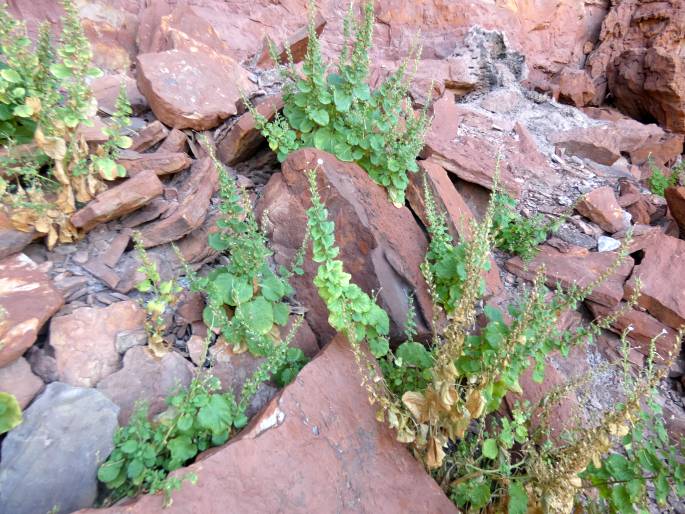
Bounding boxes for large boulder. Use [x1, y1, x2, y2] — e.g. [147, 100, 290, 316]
[0, 383, 119, 514]
[586, 0, 685, 133]
[256, 148, 433, 343]
[49, 300, 146, 387]
[76, 335, 457, 514]
[136, 49, 254, 130]
[0, 254, 64, 367]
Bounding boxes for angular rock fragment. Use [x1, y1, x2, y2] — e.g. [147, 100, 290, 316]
[71, 170, 164, 232]
[98, 346, 194, 424]
[137, 49, 254, 130]
[0, 357, 43, 408]
[506, 245, 633, 308]
[255, 13, 326, 68]
[257, 148, 434, 342]
[130, 120, 169, 152]
[118, 149, 192, 177]
[138, 158, 218, 248]
[575, 186, 630, 233]
[0, 254, 64, 367]
[49, 300, 146, 387]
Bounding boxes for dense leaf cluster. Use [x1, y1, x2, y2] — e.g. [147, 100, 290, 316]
[250, 0, 429, 206]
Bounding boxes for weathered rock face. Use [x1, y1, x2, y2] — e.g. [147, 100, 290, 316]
[665, 186, 685, 235]
[49, 300, 146, 387]
[91, 74, 148, 116]
[136, 49, 254, 130]
[0, 211, 34, 259]
[0, 254, 64, 367]
[118, 150, 192, 177]
[76, 335, 457, 514]
[97, 346, 194, 424]
[625, 233, 685, 330]
[0, 357, 43, 409]
[0, 382, 118, 514]
[506, 245, 634, 308]
[256, 148, 433, 343]
[71, 169, 164, 232]
[586, 0, 685, 133]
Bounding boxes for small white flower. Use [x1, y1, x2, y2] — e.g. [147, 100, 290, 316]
[626, 324, 635, 332]
[317, 158, 324, 165]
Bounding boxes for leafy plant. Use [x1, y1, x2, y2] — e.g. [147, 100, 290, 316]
[193, 142, 300, 357]
[249, 0, 430, 206]
[90, 83, 133, 180]
[0, 392, 22, 434]
[647, 157, 683, 197]
[491, 190, 563, 261]
[133, 233, 183, 357]
[273, 346, 308, 387]
[0, 0, 137, 248]
[99, 319, 304, 504]
[306, 160, 682, 513]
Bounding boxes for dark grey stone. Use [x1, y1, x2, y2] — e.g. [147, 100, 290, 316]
[0, 382, 119, 514]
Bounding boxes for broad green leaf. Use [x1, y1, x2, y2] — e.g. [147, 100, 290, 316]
[0, 392, 22, 434]
[197, 395, 233, 434]
[97, 460, 123, 483]
[167, 435, 197, 465]
[395, 342, 432, 369]
[0, 68, 22, 83]
[237, 296, 274, 335]
[50, 63, 72, 79]
[313, 127, 335, 152]
[127, 459, 144, 479]
[482, 438, 498, 460]
[272, 301, 290, 325]
[12, 104, 32, 118]
[260, 275, 286, 302]
[333, 87, 352, 112]
[507, 481, 528, 514]
[368, 337, 389, 358]
[310, 108, 329, 126]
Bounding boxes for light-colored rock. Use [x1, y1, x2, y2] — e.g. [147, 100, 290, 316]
[575, 186, 631, 233]
[0, 383, 118, 514]
[597, 235, 621, 252]
[0, 254, 64, 367]
[50, 300, 146, 387]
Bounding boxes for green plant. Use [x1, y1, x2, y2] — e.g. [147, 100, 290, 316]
[249, 0, 430, 206]
[579, 332, 685, 513]
[99, 319, 304, 504]
[133, 233, 183, 357]
[273, 346, 308, 387]
[0, 392, 22, 434]
[193, 142, 302, 357]
[647, 157, 683, 197]
[90, 83, 132, 180]
[306, 161, 680, 513]
[491, 191, 563, 261]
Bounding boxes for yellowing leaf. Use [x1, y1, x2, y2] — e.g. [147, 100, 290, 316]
[402, 391, 427, 422]
[426, 436, 445, 469]
[466, 388, 485, 419]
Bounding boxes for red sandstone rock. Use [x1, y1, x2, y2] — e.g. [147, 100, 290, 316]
[130, 121, 169, 153]
[256, 148, 433, 343]
[0, 357, 43, 409]
[0, 254, 64, 367]
[575, 186, 631, 233]
[117, 150, 192, 177]
[624, 233, 685, 330]
[76, 334, 457, 514]
[586, 0, 685, 133]
[0, 211, 34, 259]
[71, 170, 164, 232]
[91, 74, 148, 116]
[216, 94, 283, 165]
[157, 129, 188, 153]
[665, 186, 685, 235]
[49, 300, 146, 388]
[136, 49, 253, 130]
[138, 158, 218, 248]
[97, 346, 194, 424]
[558, 68, 596, 107]
[255, 13, 326, 69]
[505, 245, 634, 308]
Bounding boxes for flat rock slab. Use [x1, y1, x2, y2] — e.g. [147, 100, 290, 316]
[506, 245, 634, 308]
[0, 253, 64, 367]
[71, 169, 165, 232]
[50, 300, 146, 387]
[0, 356, 43, 408]
[625, 233, 685, 330]
[575, 186, 630, 233]
[77, 335, 457, 514]
[0, 382, 118, 514]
